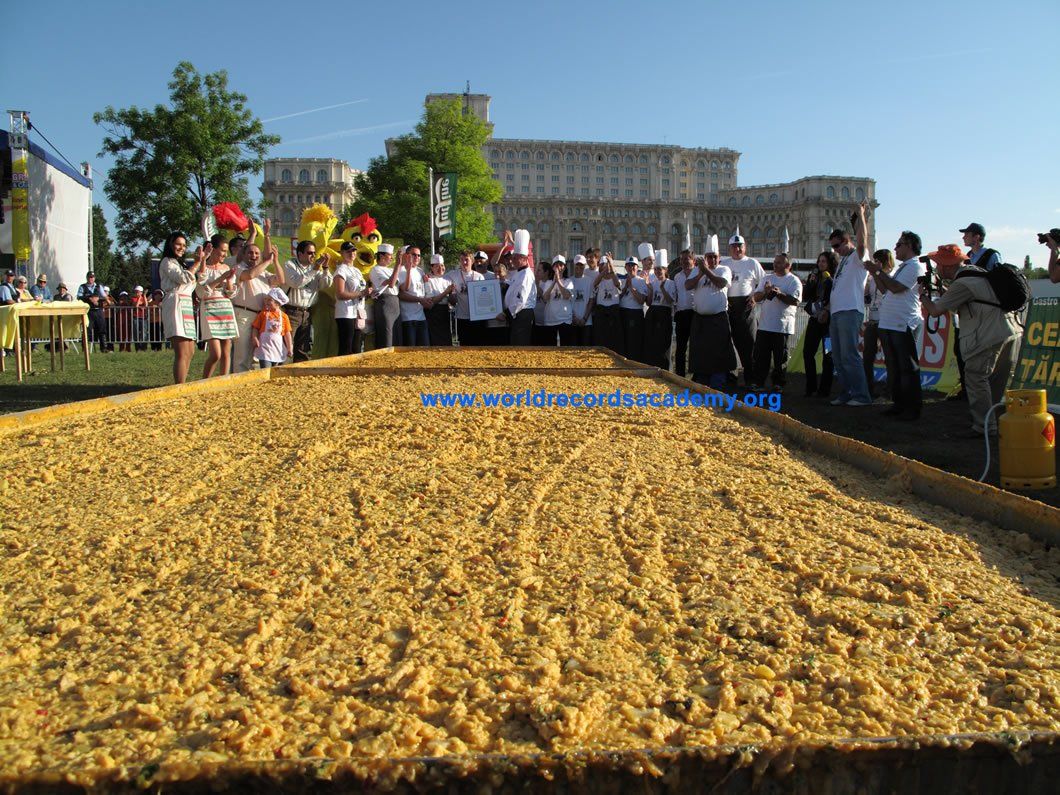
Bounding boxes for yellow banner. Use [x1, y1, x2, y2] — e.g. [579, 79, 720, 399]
[11, 156, 31, 260]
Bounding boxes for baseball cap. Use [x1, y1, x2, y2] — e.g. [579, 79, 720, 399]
[573, 254, 587, 265]
[474, 250, 488, 260]
[5, 270, 15, 277]
[378, 243, 394, 255]
[729, 234, 745, 246]
[959, 222, 986, 238]
[551, 255, 566, 264]
[430, 254, 444, 265]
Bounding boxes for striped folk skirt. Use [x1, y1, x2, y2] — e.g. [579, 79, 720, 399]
[200, 296, 238, 341]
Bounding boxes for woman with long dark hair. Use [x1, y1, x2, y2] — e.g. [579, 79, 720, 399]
[802, 251, 836, 397]
[159, 231, 205, 383]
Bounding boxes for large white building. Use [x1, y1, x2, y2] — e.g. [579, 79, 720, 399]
[260, 158, 361, 240]
[426, 93, 877, 261]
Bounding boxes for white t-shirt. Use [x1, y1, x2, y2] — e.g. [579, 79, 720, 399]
[369, 264, 398, 297]
[594, 272, 621, 307]
[830, 250, 869, 314]
[396, 266, 426, 322]
[673, 269, 697, 311]
[877, 257, 926, 333]
[333, 263, 366, 320]
[541, 278, 574, 325]
[425, 275, 450, 299]
[757, 272, 803, 334]
[721, 256, 765, 298]
[651, 278, 677, 308]
[619, 274, 648, 310]
[693, 266, 731, 315]
[444, 268, 483, 320]
[572, 274, 595, 326]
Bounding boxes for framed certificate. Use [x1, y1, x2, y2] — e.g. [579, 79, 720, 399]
[469, 279, 503, 321]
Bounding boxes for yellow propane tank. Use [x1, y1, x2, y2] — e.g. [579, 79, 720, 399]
[999, 389, 1055, 490]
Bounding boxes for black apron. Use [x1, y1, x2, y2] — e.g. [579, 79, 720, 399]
[644, 305, 673, 369]
[690, 311, 737, 376]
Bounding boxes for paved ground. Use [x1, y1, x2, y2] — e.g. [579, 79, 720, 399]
[774, 373, 1058, 509]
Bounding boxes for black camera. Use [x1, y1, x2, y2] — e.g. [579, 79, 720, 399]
[1037, 229, 1060, 245]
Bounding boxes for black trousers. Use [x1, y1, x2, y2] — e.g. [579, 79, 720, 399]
[880, 327, 922, 417]
[87, 308, 107, 349]
[620, 307, 645, 362]
[592, 305, 622, 354]
[673, 309, 693, 377]
[509, 308, 534, 345]
[532, 321, 554, 346]
[644, 306, 673, 370]
[335, 318, 363, 356]
[427, 304, 452, 346]
[457, 317, 486, 346]
[284, 305, 313, 362]
[802, 318, 833, 396]
[751, 330, 790, 388]
[863, 320, 882, 397]
[727, 296, 756, 382]
[573, 324, 593, 345]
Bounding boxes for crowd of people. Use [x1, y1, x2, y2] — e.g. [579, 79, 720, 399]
[6, 205, 1042, 440]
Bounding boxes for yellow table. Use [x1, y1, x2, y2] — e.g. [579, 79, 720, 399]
[0, 301, 91, 382]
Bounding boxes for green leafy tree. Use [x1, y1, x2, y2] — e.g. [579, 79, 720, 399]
[94, 62, 278, 251]
[341, 98, 501, 257]
[90, 204, 114, 281]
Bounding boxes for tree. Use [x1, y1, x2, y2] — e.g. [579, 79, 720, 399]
[341, 98, 501, 257]
[94, 62, 279, 251]
[90, 204, 113, 280]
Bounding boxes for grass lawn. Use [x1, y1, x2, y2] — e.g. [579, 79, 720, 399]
[0, 349, 209, 414]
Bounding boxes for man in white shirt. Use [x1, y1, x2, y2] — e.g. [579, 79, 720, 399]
[827, 202, 872, 406]
[869, 232, 926, 420]
[720, 234, 765, 386]
[750, 253, 803, 391]
[570, 254, 593, 345]
[672, 249, 698, 377]
[397, 245, 429, 346]
[687, 244, 736, 388]
[369, 243, 402, 348]
[283, 239, 332, 361]
[505, 231, 536, 345]
[619, 255, 648, 361]
[445, 251, 486, 346]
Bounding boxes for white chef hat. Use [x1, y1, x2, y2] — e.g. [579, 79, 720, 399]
[513, 229, 530, 256]
[654, 249, 668, 269]
[729, 233, 745, 246]
[573, 254, 587, 265]
[704, 235, 720, 255]
[552, 254, 566, 264]
[637, 242, 654, 261]
[430, 254, 444, 265]
[267, 287, 289, 305]
[378, 243, 394, 255]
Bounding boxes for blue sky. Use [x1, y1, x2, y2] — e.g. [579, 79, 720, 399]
[4, 0, 1058, 264]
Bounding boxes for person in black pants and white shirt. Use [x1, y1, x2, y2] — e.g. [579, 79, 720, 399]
[720, 234, 765, 386]
[868, 232, 926, 420]
[750, 253, 802, 391]
[671, 249, 697, 377]
[644, 249, 677, 369]
[620, 252, 649, 362]
[540, 255, 574, 346]
[688, 241, 736, 388]
[505, 230, 536, 345]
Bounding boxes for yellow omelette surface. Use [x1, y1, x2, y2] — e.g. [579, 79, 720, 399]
[332, 348, 623, 368]
[0, 373, 1057, 788]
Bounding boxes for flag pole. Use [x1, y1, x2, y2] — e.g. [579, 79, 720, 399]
[428, 167, 436, 257]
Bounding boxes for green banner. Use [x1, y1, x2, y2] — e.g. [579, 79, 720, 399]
[432, 172, 457, 241]
[1010, 296, 1060, 409]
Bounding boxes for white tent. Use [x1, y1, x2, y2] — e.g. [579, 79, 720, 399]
[0, 129, 91, 288]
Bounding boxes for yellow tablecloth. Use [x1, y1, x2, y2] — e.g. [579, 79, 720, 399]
[0, 301, 89, 348]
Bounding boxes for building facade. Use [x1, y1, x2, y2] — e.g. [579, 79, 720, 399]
[426, 94, 876, 262]
[260, 158, 361, 240]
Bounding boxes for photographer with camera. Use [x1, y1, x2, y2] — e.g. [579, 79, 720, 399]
[921, 244, 1021, 437]
[1041, 228, 1060, 283]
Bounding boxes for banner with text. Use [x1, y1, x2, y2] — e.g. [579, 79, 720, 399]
[1009, 296, 1060, 410]
[432, 172, 457, 243]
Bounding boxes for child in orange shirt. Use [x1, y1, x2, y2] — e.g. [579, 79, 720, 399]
[251, 288, 293, 368]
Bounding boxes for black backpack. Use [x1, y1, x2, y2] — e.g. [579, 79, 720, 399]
[954, 254, 1030, 313]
